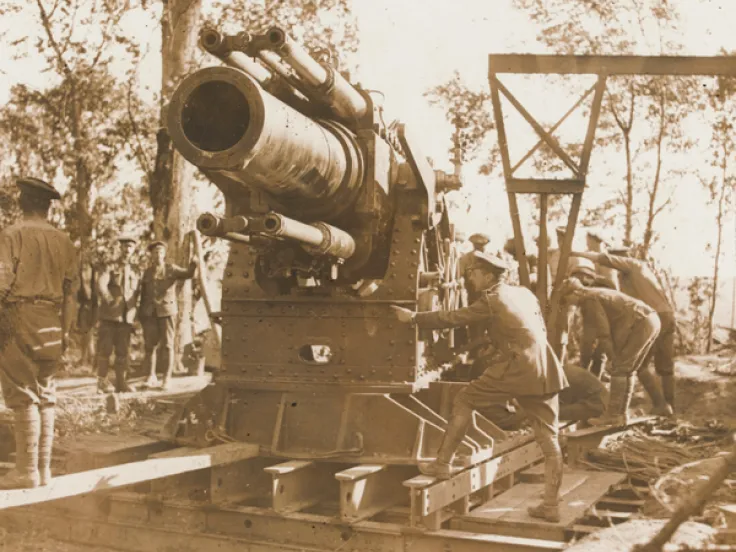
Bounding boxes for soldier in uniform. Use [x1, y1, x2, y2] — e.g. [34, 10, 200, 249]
[458, 233, 490, 304]
[392, 251, 568, 522]
[560, 278, 661, 426]
[96, 234, 139, 393]
[0, 178, 79, 489]
[571, 248, 675, 415]
[138, 240, 197, 390]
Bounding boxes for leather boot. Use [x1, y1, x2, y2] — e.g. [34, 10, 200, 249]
[38, 406, 55, 486]
[418, 407, 472, 480]
[660, 375, 676, 415]
[528, 434, 563, 522]
[114, 362, 133, 393]
[0, 405, 40, 489]
[638, 369, 673, 416]
[97, 377, 114, 393]
[590, 376, 632, 427]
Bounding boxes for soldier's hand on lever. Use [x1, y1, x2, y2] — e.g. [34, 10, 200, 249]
[391, 305, 416, 324]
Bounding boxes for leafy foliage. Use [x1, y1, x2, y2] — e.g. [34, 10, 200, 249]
[211, 0, 359, 73]
[424, 71, 496, 167]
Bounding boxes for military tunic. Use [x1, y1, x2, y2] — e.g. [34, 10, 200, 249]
[138, 262, 196, 380]
[597, 254, 675, 376]
[0, 219, 79, 408]
[415, 283, 568, 436]
[576, 286, 660, 377]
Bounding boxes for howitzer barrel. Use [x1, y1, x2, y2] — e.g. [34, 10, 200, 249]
[265, 27, 369, 121]
[199, 29, 272, 85]
[168, 66, 363, 219]
[263, 213, 355, 259]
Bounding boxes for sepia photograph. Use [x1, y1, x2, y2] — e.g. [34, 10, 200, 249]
[0, 0, 734, 550]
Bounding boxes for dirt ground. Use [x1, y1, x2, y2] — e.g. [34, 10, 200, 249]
[0, 355, 734, 551]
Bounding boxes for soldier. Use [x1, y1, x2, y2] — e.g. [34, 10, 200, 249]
[571, 248, 675, 415]
[0, 178, 79, 489]
[560, 278, 661, 426]
[458, 233, 490, 303]
[392, 251, 567, 522]
[558, 364, 607, 422]
[138, 240, 197, 390]
[568, 258, 613, 377]
[486, 363, 606, 428]
[96, 234, 139, 393]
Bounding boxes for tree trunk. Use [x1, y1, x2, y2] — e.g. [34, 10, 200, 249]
[623, 130, 633, 245]
[642, 92, 667, 258]
[707, 149, 729, 353]
[150, 0, 203, 372]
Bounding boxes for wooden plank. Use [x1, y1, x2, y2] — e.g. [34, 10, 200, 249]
[264, 460, 338, 514]
[336, 464, 415, 523]
[488, 54, 736, 76]
[455, 471, 625, 541]
[518, 462, 546, 483]
[465, 472, 589, 521]
[506, 179, 585, 195]
[0, 443, 258, 510]
[404, 440, 544, 524]
[148, 444, 265, 501]
[63, 434, 175, 472]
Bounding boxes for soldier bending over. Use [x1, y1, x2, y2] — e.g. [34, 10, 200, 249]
[560, 278, 661, 426]
[392, 251, 568, 522]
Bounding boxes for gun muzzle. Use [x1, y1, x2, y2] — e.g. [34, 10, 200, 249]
[263, 213, 355, 259]
[168, 66, 364, 220]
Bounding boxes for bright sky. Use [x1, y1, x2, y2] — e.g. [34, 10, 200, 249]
[1, 0, 736, 285]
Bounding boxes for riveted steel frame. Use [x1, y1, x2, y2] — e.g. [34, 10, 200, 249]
[488, 53, 736, 355]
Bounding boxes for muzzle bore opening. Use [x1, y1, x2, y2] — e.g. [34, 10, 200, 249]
[180, 80, 250, 152]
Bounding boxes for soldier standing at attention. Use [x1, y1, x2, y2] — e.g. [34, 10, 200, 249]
[96, 235, 139, 393]
[138, 240, 197, 390]
[0, 178, 79, 489]
[571, 248, 675, 415]
[392, 252, 568, 522]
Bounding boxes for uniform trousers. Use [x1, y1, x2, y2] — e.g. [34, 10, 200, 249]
[141, 316, 176, 380]
[0, 303, 61, 409]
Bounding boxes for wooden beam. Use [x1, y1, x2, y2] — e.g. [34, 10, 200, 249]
[579, 76, 607, 175]
[537, 195, 548, 313]
[0, 442, 260, 510]
[489, 71, 530, 287]
[404, 440, 544, 528]
[546, 193, 582, 357]
[491, 75, 581, 177]
[489, 54, 736, 76]
[507, 179, 585, 195]
[510, 83, 597, 176]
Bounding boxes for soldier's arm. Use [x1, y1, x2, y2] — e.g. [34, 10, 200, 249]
[170, 261, 197, 280]
[97, 268, 114, 304]
[580, 297, 613, 367]
[595, 253, 637, 274]
[414, 295, 491, 330]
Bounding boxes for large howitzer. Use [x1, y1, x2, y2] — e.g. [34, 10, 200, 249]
[166, 26, 503, 465]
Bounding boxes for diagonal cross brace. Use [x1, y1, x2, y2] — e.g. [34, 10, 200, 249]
[491, 74, 581, 178]
[510, 82, 598, 176]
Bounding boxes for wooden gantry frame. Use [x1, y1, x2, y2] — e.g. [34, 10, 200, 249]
[487, 54, 736, 353]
